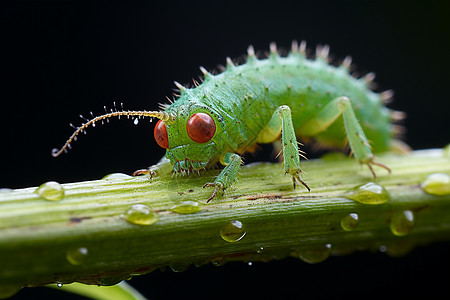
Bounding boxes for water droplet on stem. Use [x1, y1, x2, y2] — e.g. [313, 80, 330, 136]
[102, 173, 133, 180]
[169, 261, 191, 272]
[421, 173, 450, 196]
[124, 204, 159, 225]
[66, 247, 88, 265]
[293, 244, 332, 264]
[220, 220, 246, 242]
[390, 210, 414, 236]
[170, 201, 202, 214]
[343, 182, 390, 205]
[341, 213, 359, 231]
[35, 181, 65, 201]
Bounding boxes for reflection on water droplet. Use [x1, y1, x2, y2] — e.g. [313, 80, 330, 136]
[390, 210, 414, 236]
[294, 244, 332, 264]
[66, 247, 88, 265]
[341, 213, 359, 231]
[247, 261, 253, 266]
[0, 284, 21, 298]
[421, 173, 450, 196]
[35, 181, 65, 201]
[169, 261, 191, 272]
[124, 204, 159, 225]
[343, 182, 390, 205]
[220, 220, 246, 242]
[256, 246, 264, 254]
[170, 200, 203, 214]
[102, 173, 133, 180]
[57, 283, 63, 288]
[134, 118, 139, 125]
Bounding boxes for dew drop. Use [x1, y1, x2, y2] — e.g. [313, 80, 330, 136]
[102, 173, 133, 180]
[293, 244, 332, 264]
[170, 200, 203, 214]
[169, 261, 191, 273]
[35, 181, 65, 201]
[247, 261, 253, 266]
[124, 204, 159, 225]
[390, 210, 414, 237]
[98, 276, 125, 286]
[343, 182, 390, 205]
[256, 246, 264, 254]
[134, 118, 139, 125]
[66, 247, 88, 265]
[341, 213, 359, 231]
[421, 173, 450, 196]
[57, 282, 63, 288]
[220, 220, 246, 242]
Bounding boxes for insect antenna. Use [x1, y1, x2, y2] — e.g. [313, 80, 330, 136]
[51, 108, 175, 158]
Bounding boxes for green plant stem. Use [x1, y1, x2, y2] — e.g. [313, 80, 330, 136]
[0, 149, 449, 293]
[46, 281, 147, 300]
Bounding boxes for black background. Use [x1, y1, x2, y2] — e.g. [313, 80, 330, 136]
[1, 1, 449, 299]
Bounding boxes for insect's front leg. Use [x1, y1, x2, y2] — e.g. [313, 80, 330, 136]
[257, 105, 310, 191]
[299, 96, 391, 177]
[203, 152, 242, 202]
[133, 156, 173, 179]
[277, 106, 311, 191]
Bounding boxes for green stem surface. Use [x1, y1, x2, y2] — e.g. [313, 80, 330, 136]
[1, 149, 449, 294]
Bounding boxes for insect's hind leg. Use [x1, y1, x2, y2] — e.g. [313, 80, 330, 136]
[257, 105, 310, 191]
[300, 96, 390, 177]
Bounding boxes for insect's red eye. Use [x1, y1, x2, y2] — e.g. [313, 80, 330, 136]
[154, 120, 169, 149]
[187, 113, 216, 143]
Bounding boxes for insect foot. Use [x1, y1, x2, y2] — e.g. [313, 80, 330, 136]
[132, 169, 155, 180]
[203, 182, 224, 203]
[287, 168, 311, 191]
[365, 158, 392, 179]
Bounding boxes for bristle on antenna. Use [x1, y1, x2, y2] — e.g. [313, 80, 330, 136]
[51, 109, 175, 158]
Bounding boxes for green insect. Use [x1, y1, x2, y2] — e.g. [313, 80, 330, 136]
[52, 41, 406, 202]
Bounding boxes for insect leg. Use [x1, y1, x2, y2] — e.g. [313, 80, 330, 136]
[203, 152, 242, 202]
[258, 105, 310, 190]
[300, 96, 391, 177]
[276, 106, 310, 191]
